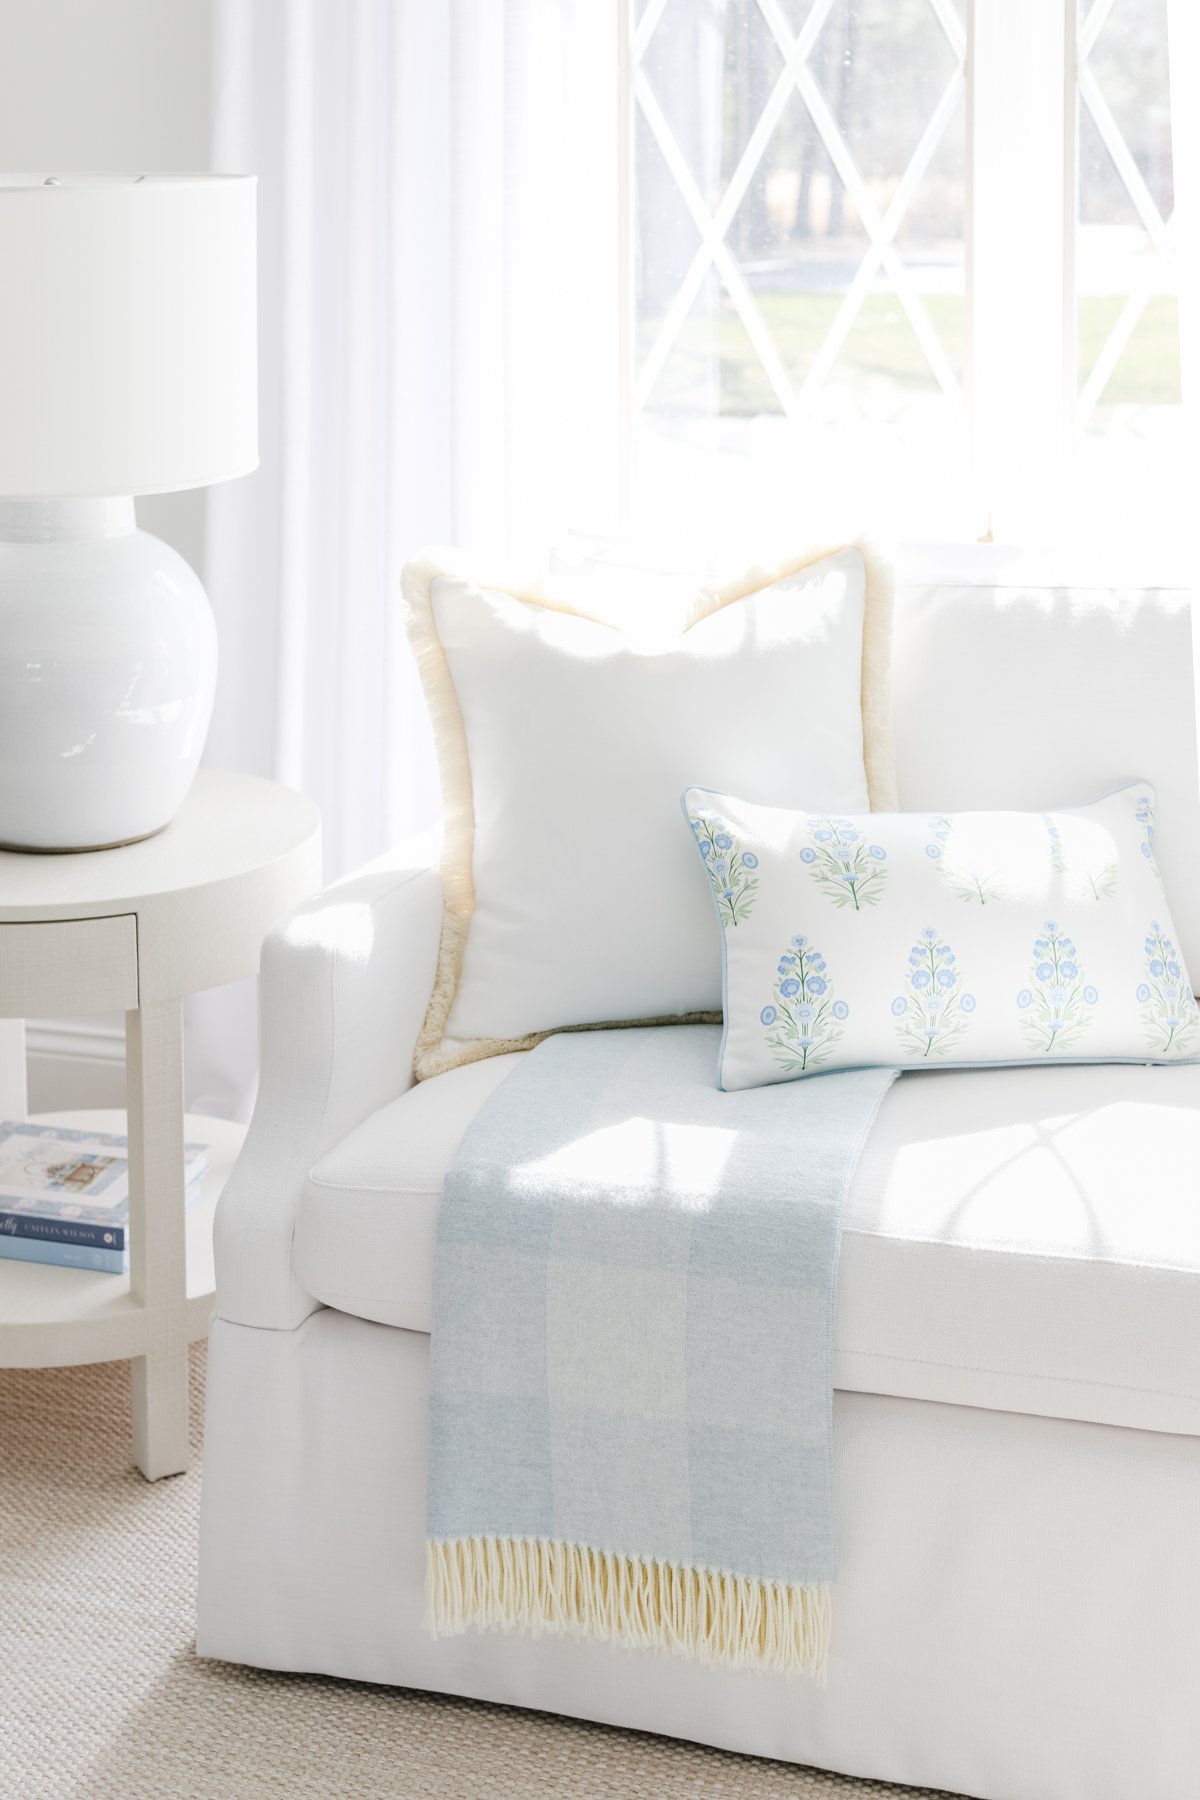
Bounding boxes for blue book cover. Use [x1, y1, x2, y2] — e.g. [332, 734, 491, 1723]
[0, 1231, 125, 1274]
[0, 1121, 208, 1252]
[0, 1211, 126, 1251]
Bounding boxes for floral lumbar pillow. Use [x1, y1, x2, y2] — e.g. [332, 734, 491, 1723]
[682, 781, 1198, 1092]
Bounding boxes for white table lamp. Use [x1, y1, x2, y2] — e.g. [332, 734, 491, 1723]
[0, 173, 257, 851]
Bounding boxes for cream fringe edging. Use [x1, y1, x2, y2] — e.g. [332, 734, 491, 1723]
[403, 539, 896, 1082]
[426, 1536, 831, 1680]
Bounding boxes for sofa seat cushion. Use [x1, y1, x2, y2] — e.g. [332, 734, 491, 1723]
[295, 1056, 1200, 1437]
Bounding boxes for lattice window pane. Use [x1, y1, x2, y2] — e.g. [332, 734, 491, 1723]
[630, 0, 968, 539]
[640, 0, 785, 219]
[628, 0, 1181, 551]
[810, 0, 959, 183]
[1074, 0, 1180, 541]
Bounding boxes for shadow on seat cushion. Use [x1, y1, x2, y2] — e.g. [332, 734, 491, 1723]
[295, 1054, 1200, 1437]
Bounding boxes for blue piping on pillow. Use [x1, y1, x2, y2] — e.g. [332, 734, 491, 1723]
[679, 785, 736, 1092]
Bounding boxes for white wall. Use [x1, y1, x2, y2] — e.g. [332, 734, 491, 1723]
[0, 0, 214, 1110]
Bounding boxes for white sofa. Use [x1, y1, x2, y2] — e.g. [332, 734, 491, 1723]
[198, 573, 1200, 1800]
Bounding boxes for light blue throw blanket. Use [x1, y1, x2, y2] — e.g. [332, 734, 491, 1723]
[426, 1024, 895, 1677]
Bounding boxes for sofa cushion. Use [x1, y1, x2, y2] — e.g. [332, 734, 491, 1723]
[295, 1055, 1200, 1437]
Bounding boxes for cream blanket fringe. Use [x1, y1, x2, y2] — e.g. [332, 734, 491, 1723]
[426, 1536, 831, 1679]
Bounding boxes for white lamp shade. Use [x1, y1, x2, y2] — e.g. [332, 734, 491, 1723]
[0, 174, 257, 497]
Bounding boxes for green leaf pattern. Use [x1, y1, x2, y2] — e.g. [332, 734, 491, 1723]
[926, 816, 1003, 904]
[799, 818, 888, 910]
[891, 928, 976, 1058]
[1136, 921, 1199, 1056]
[1016, 923, 1097, 1053]
[1045, 816, 1116, 902]
[761, 937, 849, 1074]
[688, 810, 759, 927]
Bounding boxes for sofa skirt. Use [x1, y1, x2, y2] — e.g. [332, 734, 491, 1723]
[197, 1308, 1198, 1800]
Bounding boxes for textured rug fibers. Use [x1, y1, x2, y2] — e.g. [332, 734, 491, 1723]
[0, 1345, 965, 1799]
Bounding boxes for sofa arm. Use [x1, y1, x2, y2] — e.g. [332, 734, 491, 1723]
[213, 846, 443, 1331]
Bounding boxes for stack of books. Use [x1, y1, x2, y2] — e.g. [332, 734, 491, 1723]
[0, 1120, 208, 1274]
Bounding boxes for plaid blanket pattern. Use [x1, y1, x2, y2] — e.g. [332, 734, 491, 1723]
[426, 1024, 895, 1676]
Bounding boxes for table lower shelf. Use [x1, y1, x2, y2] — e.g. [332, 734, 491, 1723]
[0, 1107, 245, 1369]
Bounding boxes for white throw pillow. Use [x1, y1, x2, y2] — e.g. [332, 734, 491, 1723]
[682, 781, 1199, 1091]
[404, 542, 896, 1076]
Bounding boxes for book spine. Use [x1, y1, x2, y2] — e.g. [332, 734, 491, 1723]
[0, 1233, 125, 1274]
[0, 1211, 125, 1251]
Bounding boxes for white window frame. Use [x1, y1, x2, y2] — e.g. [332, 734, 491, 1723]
[617, 0, 1183, 575]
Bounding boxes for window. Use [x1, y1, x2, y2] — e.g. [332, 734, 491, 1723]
[624, 0, 1180, 552]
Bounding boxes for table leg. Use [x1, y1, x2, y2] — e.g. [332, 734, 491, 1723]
[126, 998, 189, 1480]
[0, 1017, 26, 1118]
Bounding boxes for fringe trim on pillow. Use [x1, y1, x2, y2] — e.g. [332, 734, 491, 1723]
[402, 539, 895, 1081]
[426, 1535, 831, 1680]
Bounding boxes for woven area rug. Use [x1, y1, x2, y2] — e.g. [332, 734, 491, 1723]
[1, 1346, 963, 1800]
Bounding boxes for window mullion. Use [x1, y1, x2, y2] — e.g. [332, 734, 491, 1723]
[967, 0, 1072, 541]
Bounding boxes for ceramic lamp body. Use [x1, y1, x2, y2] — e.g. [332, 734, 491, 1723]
[0, 500, 217, 851]
[0, 174, 255, 851]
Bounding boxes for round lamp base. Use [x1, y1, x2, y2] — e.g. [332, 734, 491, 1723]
[0, 500, 217, 855]
[0, 823, 170, 855]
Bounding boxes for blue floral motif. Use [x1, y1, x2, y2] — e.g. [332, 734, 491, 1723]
[1135, 794, 1154, 861]
[688, 809, 759, 927]
[927, 815, 1003, 904]
[1046, 813, 1116, 901]
[801, 817, 888, 911]
[763, 939, 848, 1074]
[1139, 921, 1198, 1055]
[892, 930, 975, 1058]
[1017, 922, 1096, 1053]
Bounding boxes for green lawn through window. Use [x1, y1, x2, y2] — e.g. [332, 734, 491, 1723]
[638, 291, 1180, 417]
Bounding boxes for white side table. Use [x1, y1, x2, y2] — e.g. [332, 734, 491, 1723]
[0, 770, 321, 1479]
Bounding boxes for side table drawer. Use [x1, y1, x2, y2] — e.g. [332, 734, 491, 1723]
[0, 915, 138, 1016]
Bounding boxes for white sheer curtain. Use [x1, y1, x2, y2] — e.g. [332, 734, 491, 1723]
[188, 0, 621, 1114]
[1168, 0, 1200, 792]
